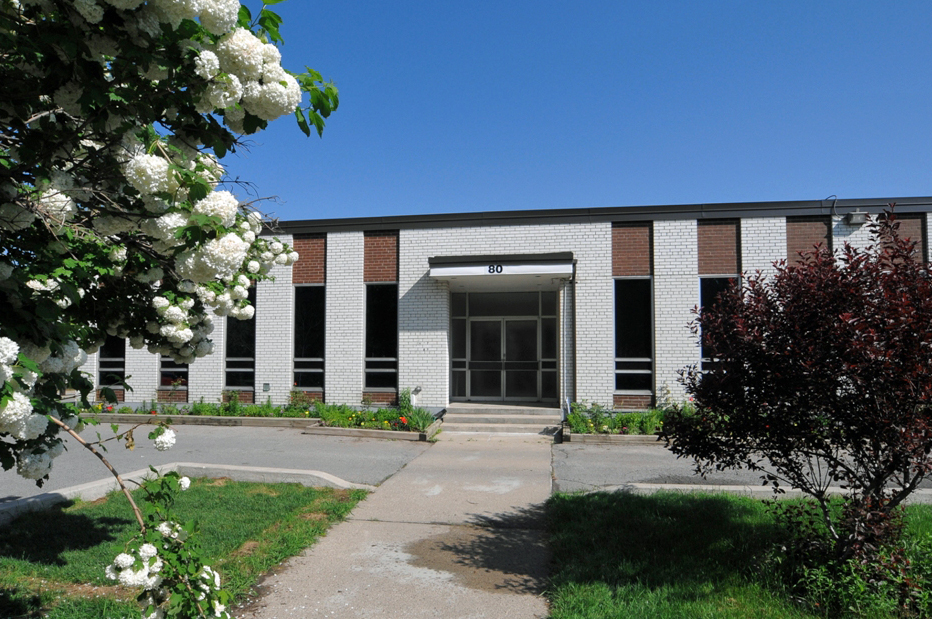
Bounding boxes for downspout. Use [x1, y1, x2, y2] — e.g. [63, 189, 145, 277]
[571, 261, 578, 404]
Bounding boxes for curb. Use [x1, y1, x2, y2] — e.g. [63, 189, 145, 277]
[560, 429, 663, 444]
[0, 462, 376, 528]
[96, 413, 321, 428]
[301, 418, 442, 442]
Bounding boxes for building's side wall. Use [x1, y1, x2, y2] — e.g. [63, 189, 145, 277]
[293, 234, 326, 284]
[324, 231, 365, 405]
[189, 317, 224, 404]
[612, 222, 652, 410]
[741, 217, 785, 277]
[697, 220, 740, 275]
[653, 219, 699, 402]
[832, 215, 874, 252]
[125, 346, 159, 404]
[398, 222, 613, 408]
[364, 230, 399, 282]
[787, 215, 831, 262]
[254, 233, 295, 405]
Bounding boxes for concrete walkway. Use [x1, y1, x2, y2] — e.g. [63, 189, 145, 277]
[236, 433, 552, 619]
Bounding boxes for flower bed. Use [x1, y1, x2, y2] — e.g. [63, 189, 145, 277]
[565, 402, 665, 435]
[88, 389, 439, 433]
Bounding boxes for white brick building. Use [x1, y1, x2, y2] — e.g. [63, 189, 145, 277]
[92, 197, 932, 410]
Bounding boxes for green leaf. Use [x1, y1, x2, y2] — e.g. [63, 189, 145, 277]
[294, 108, 310, 137]
[111, 423, 119, 434]
[237, 5, 252, 28]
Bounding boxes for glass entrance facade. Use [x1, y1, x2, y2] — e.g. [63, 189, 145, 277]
[450, 291, 558, 401]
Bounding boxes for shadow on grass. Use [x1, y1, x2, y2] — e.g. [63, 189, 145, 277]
[0, 586, 44, 618]
[0, 503, 131, 566]
[547, 491, 781, 603]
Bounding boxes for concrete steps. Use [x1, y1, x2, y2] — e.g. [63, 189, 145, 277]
[441, 404, 562, 434]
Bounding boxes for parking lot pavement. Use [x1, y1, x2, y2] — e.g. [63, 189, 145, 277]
[0, 425, 431, 503]
[551, 441, 932, 497]
[552, 441, 784, 494]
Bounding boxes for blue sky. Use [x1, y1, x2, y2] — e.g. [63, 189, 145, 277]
[224, 1, 932, 222]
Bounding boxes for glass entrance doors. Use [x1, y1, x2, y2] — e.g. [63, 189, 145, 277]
[450, 292, 558, 402]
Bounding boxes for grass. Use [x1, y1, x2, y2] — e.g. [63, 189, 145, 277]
[0, 478, 365, 618]
[547, 490, 932, 618]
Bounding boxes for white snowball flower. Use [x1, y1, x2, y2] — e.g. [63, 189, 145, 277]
[114, 553, 135, 569]
[179, 476, 191, 491]
[204, 74, 243, 110]
[124, 153, 177, 196]
[153, 428, 176, 451]
[16, 449, 52, 480]
[0, 337, 19, 364]
[193, 191, 238, 227]
[193, 50, 220, 80]
[246, 260, 260, 274]
[139, 543, 158, 560]
[199, 0, 239, 35]
[215, 28, 265, 81]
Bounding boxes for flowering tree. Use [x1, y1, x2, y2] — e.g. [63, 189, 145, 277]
[663, 212, 932, 566]
[0, 0, 337, 615]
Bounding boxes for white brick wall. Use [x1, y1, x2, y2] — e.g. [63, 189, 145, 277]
[189, 316, 224, 404]
[741, 217, 785, 278]
[927, 214, 932, 260]
[398, 222, 613, 408]
[653, 219, 699, 402]
[125, 346, 159, 403]
[324, 232, 365, 405]
[255, 233, 294, 404]
[560, 281, 575, 404]
[833, 215, 874, 251]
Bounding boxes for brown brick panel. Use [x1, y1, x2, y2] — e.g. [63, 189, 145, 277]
[363, 391, 398, 406]
[895, 214, 926, 262]
[787, 216, 831, 262]
[612, 222, 652, 276]
[223, 390, 254, 404]
[292, 234, 326, 284]
[95, 389, 125, 403]
[157, 389, 188, 403]
[697, 220, 739, 275]
[614, 394, 653, 410]
[364, 230, 399, 282]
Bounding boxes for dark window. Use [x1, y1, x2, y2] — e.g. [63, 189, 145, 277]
[294, 286, 325, 389]
[699, 276, 737, 370]
[98, 336, 125, 386]
[615, 279, 652, 392]
[225, 288, 256, 389]
[365, 284, 398, 389]
[160, 356, 188, 388]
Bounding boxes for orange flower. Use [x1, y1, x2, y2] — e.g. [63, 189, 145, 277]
[400, 416, 407, 424]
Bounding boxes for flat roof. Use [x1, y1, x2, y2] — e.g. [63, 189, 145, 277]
[273, 196, 932, 235]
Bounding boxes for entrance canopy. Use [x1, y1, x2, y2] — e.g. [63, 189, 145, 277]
[428, 252, 575, 292]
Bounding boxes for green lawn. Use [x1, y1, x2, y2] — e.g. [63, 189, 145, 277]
[546, 491, 932, 618]
[0, 478, 365, 618]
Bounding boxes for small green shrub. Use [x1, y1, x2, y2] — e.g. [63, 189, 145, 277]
[159, 404, 180, 416]
[189, 398, 219, 416]
[405, 408, 435, 432]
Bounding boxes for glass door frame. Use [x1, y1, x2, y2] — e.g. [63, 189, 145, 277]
[450, 291, 560, 403]
[464, 316, 542, 401]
